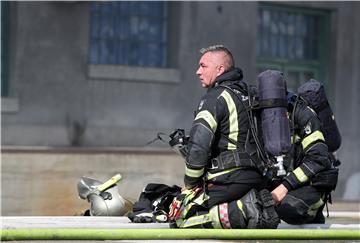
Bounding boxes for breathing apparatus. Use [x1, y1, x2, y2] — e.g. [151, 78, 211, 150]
[257, 70, 291, 177]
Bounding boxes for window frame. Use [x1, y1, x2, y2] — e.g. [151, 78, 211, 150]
[256, 3, 331, 91]
[89, 2, 168, 68]
[1, 1, 9, 97]
[1, 2, 19, 113]
[87, 1, 180, 84]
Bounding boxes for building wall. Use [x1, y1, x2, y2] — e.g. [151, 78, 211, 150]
[331, 2, 360, 199]
[1, 2, 260, 147]
[1, 149, 184, 216]
[1, 1, 360, 208]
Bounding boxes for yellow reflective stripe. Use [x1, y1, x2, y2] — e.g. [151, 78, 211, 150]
[180, 214, 211, 228]
[182, 202, 196, 219]
[210, 205, 222, 229]
[301, 130, 325, 150]
[307, 198, 324, 217]
[182, 193, 208, 218]
[193, 192, 209, 205]
[236, 199, 247, 219]
[185, 166, 204, 178]
[293, 167, 309, 183]
[206, 167, 241, 180]
[220, 90, 238, 150]
[194, 110, 218, 132]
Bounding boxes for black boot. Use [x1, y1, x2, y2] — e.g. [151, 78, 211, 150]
[241, 189, 280, 229]
[311, 204, 325, 224]
[169, 220, 179, 228]
[258, 189, 280, 229]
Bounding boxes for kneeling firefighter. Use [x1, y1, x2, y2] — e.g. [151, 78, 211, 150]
[258, 70, 339, 224]
[168, 45, 279, 229]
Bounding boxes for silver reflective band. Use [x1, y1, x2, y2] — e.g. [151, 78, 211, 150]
[220, 90, 238, 150]
[302, 130, 325, 149]
[293, 167, 309, 183]
[194, 110, 218, 132]
[185, 166, 205, 178]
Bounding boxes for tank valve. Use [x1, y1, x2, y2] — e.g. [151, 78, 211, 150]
[274, 156, 286, 177]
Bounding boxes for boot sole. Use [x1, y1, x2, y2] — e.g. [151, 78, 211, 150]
[258, 189, 280, 228]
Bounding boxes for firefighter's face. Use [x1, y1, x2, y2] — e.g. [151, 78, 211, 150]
[196, 52, 225, 88]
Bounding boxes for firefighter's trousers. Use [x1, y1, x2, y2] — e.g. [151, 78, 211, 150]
[173, 183, 279, 229]
[275, 185, 325, 224]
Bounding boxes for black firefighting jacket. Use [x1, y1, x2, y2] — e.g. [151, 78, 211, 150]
[184, 68, 262, 188]
[282, 96, 332, 190]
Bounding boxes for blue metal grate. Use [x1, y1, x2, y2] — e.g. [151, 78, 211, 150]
[89, 1, 167, 67]
[257, 7, 320, 61]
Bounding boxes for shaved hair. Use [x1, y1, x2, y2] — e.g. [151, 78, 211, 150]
[199, 45, 234, 72]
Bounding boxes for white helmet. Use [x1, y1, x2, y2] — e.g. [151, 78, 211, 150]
[77, 176, 127, 216]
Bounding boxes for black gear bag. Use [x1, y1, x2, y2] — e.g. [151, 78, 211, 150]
[128, 183, 181, 223]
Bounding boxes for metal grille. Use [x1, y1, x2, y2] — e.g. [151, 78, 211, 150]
[257, 7, 320, 61]
[89, 1, 167, 67]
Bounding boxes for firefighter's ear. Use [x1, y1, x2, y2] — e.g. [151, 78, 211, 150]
[217, 65, 226, 76]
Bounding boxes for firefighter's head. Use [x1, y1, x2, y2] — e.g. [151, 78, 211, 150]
[196, 45, 234, 88]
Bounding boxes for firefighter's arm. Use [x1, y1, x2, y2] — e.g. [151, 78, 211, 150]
[283, 105, 331, 190]
[185, 123, 216, 188]
[184, 97, 219, 188]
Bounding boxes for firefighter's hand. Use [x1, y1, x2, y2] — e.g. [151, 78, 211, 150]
[182, 185, 191, 192]
[168, 197, 182, 220]
[271, 184, 288, 205]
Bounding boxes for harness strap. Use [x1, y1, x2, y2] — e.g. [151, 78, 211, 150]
[259, 98, 288, 108]
[207, 150, 256, 173]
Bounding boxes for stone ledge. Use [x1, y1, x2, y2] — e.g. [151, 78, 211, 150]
[1, 146, 175, 154]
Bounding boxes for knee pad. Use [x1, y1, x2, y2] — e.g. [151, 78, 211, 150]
[209, 202, 247, 229]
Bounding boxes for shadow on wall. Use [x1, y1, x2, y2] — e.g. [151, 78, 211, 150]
[66, 114, 87, 146]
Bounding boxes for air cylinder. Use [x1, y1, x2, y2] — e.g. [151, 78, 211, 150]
[297, 79, 341, 152]
[257, 70, 291, 175]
